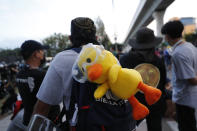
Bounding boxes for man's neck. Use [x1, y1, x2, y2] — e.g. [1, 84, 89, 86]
[25, 59, 40, 69]
[171, 38, 183, 45]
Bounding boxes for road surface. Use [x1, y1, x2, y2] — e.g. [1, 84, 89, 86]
[0, 114, 179, 131]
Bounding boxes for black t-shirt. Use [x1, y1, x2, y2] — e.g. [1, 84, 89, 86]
[16, 65, 45, 125]
[120, 51, 167, 115]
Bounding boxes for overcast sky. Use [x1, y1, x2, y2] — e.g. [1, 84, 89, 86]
[0, 0, 197, 49]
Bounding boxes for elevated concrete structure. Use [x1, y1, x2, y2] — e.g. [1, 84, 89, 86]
[124, 0, 175, 47]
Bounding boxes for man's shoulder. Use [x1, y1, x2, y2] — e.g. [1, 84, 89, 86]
[49, 49, 78, 73]
[120, 52, 133, 62]
[17, 68, 44, 79]
[31, 69, 45, 78]
[173, 42, 194, 57]
[176, 41, 193, 50]
[56, 49, 78, 58]
[52, 50, 78, 63]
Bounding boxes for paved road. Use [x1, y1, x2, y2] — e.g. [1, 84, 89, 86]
[0, 114, 11, 131]
[136, 118, 178, 131]
[2, 113, 197, 131]
[0, 115, 179, 131]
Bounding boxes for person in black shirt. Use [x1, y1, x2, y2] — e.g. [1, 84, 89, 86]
[7, 40, 51, 131]
[120, 27, 167, 131]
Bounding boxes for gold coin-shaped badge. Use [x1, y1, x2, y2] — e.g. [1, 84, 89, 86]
[134, 63, 160, 88]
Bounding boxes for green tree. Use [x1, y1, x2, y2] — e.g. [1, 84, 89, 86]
[0, 48, 21, 63]
[184, 31, 197, 45]
[42, 33, 71, 57]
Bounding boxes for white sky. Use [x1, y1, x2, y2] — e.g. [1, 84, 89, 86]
[0, 0, 197, 49]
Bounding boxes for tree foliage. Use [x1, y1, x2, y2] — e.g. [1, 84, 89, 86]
[0, 17, 113, 63]
[42, 33, 71, 57]
[0, 48, 21, 63]
[184, 31, 197, 46]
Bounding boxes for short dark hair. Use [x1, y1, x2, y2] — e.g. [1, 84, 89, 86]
[161, 20, 184, 39]
[70, 17, 98, 47]
[20, 40, 49, 60]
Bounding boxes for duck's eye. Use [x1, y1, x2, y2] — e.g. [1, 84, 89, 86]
[86, 58, 91, 63]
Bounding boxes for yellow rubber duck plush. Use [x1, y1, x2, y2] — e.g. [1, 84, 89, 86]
[72, 43, 162, 120]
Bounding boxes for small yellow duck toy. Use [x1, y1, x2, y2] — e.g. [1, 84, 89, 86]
[72, 43, 162, 120]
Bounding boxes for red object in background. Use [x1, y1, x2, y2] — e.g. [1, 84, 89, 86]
[10, 100, 22, 120]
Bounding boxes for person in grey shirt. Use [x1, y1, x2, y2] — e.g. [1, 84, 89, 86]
[161, 20, 197, 131]
[32, 17, 136, 131]
[33, 17, 99, 129]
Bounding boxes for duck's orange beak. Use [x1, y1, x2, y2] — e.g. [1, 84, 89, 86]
[88, 64, 102, 81]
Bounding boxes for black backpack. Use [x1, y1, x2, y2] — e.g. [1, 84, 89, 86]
[54, 47, 97, 130]
[55, 47, 134, 131]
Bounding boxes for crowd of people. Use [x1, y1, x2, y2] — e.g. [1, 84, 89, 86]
[0, 17, 196, 131]
[0, 62, 19, 115]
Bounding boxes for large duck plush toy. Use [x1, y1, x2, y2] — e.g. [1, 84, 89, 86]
[72, 43, 162, 120]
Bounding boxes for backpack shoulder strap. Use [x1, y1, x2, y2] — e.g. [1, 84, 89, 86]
[71, 47, 82, 53]
[54, 47, 81, 124]
[56, 47, 97, 127]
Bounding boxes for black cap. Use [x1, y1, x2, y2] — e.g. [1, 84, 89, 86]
[70, 17, 98, 47]
[20, 40, 49, 60]
[161, 20, 184, 39]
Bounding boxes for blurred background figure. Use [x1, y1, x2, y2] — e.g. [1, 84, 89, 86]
[1, 80, 17, 115]
[120, 27, 167, 131]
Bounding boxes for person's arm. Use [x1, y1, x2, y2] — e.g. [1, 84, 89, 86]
[173, 53, 197, 85]
[188, 76, 197, 85]
[33, 100, 51, 117]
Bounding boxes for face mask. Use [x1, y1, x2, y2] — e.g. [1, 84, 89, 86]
[40, 54, 46, 67]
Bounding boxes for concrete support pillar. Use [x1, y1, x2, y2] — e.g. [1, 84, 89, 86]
[153, 10, 166, 37]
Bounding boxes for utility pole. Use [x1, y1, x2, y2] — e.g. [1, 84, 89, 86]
[112, 0, 118, 53]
